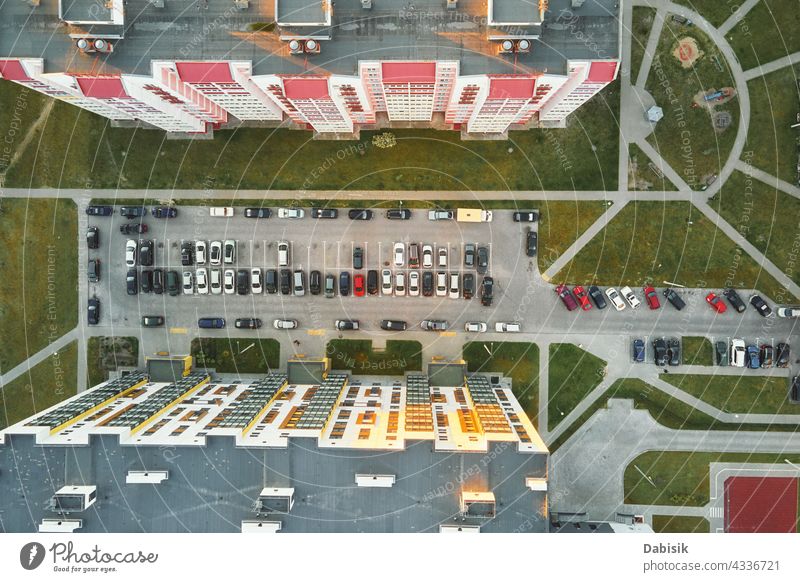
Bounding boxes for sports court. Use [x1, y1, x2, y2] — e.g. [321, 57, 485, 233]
[724, 476, 799, 533]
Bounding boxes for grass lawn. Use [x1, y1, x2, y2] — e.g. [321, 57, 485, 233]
[628, 143, 678, 191]
[682, 336, 714, 365]
[1, 79, 620, 191]
[547, 344, 607, 431]
[727, 0, 800, 71]
[672, 1, 742, 28]
[554, 201, 796, 301]
[652, 515, 710, 533]
[631, 7, 658, 82]
[0, 198, 77, 372]
[0, 341, 77, 430]
[326, 340, 422, 376]
[86, 337, 139, 387]
[743, 65, 800, 185]
[463, 342, 539, 426]
[660, 373, 796, 414]
[537, 201, 611, 272]
[646, 20, 739, 188]
[713, 170, 800, 290]
[191, 337, 280, 374]
[625, 451, 800, 507]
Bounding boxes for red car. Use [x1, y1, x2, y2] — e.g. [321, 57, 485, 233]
[555, 284, 578, 311]
[573, 286, 592, 311]
[353, 274, 365, 297]
[643, 286, 660, 310]
[705, 292, 727, 313]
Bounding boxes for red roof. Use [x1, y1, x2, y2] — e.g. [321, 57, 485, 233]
[283, 78, 329, 100]
[175, 62, 234, 83]
[725, 476, 798, 533]
[588, 61, 618, 83]
[488, 78, 535, 99]
[381, 62, 436, 83]
[76, 77, 129, 99]
[0, 60, 31, 81]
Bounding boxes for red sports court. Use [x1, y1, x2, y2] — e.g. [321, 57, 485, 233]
[724, 476, 799, 533]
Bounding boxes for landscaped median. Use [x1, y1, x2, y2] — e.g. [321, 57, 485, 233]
[652, 515, 710, 533]
[681, 337, 714, 366]
[191, 337, 280, 374]
[86, 336, 139, 387]
[660, 373, 797, 415]
[547, 343, 607, 431]
[326, 340, 421, 376]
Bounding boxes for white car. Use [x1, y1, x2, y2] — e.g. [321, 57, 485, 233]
[465, 322, 487, 333]
[182, 271, 194, 295]
[195, 268, 208, 295]
[394, 272, 406, 296]
[210, 268, 222, 295]
[381, 269, 392, 295]
[438, 247, 448, 268]
[730, 338, 746, 368]
[278, 241, 290, 267]
[223, 240, 236, 264]
[422, 244, 433, 268]
[251, 268, 262, 294]
[408, 271, 420, 296]
[195, 241, 207, 265]
[125, 239, 137, 267]
[620, 286, 640, 309]
[223, 269, 235, 294]
[777, 307, 800, 318]
[605, 287, 626, 311]
[449, 273, 460, 299]
[495, 322, 521, 333]
[393, 242, 405, 267]
[209, 241, 223, 266]
[435, 272, 447, 297]
[278, 207, 304, 219]
[274, 319, 298, 329]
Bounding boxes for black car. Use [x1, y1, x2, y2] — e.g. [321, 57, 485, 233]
[86, 205, 113, 216]
[463, 273, 475, 300]
[198, 317, 225, 329]
[353, 247, 364, 270]
[280, 269, 292, 295]
[87, 297, 100, 325]
[348, 209, 373, 220]
[236, 269, 249, 295]
[760, 344, 774, 368]
[312, 208, 339, 219]
[120, 223, 148, 235]
[339, 271, 351, 296]
[180, 241, 194, 266]
[166, 270, 180, 296]
[776, 343, 791, 368]
[667, 338, 681, 366]
[367, 270, 379, 295]
[140, 269, 153, 293]
[663, 288, 687, 311]
[120, 206, 147, 219]
[653, 338, 668, 366]
[481, 276, 494, 307]
[235, 318, 263, 329]
[513, 211, 538, 222]
[385, 208, 411, 220]
[87, 226, 99, 249]
[526, 230, 537, 257]
[422, 271, 434, 297]
[464, 244, 476, 268]
[151, 206, 177, 219]
[588, 285, 607, 309]
[265, 269, 278, 294]
[244, 207, 272, 218]
[139, 239, 154, 266]
[477, 246, 489, 275]
[142, 315, 165, 328]
[336, 320, 359, 330]
[380, 320, 407, 331]
[632, 339, 645, 362]
[309, 270, 322, 295]
[152, 269, 164, 295]
[126, 269, 138, 295]
[715, 341, 729, 366]
[750, 294, 772, 317]
[723, 288, 747, 313]
[88, 258, 100, 283]
[791, 375, 800, 403]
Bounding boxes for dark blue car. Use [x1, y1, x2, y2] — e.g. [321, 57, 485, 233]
[746, 345, 760, 369]
[632, 339, 645, 363]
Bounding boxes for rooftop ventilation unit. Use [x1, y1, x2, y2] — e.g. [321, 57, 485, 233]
[446, 0, 458, 9]
[288, 39, 304, 54]
[304, 39, 320, 54]
[254, 487, 295, 514]
[361, 0, 372, 8]
[241, 520, 282, 532]
[48, 486, 97, 514]
[39, 518, 83, 533]
[76, 39, 114, 53]
[499, 40, 515, 54]
[126, 470, 169, 484]
[355, 474, 396, 488]
[516, 39, 531, 53]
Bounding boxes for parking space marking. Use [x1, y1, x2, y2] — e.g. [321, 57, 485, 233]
[440, 331, 457, 337]
[169, 327, 188, 334]
[307, 329, 326, 336]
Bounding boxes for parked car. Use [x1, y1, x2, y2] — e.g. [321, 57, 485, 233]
[750, 294, 772, 317]
[464, 322, 487, 333]
[435, 272, 447, 297]
[278, 207, 304, 219]
[237, 269, 250, 295]
[381, 269, 392, 295]
[152, 269, 164, 294]
[198, 317, 225, 329]
[428, 209, 453, 221]
[760, 344, 774, 368]
[643, 286, 660, 309]
[380, 320, 407, 331]
[180, 241, 194, 266]
[126, 269, 138, 295]
[715, 341, 729, 366]
[605, 287, 626, 311]
[151, 206, 177, 218]
[730, 338, 746, 368]
[195, 240, 207, 265]
[353, 274, 365, 297]
[723, 288, 746, 313]
[224, 240, 236, 264]
[125, 239, 137, 267]
[421, 319, 449, 331]
[293, 270, 306, 297]
[481, 276, 494, 307]
[746, 345, 761, 369]
[438, 247, 448, 268]
[88, 258, 100, 283]
[120, 223, 147, 235]
[339, 271, 351, 296]
[495, 322, 521, 333]
[448, 273, 460, 299]
[791, 376, 800, 403]
[705, 292, 727, 313]
[223, 269, 235, 295]
[463, 243, 475, 269]
[556, 284, 578, 311]
[142, 315, 164, 328]
[477, 246, 489, 275]
[265, 269, 278, 294]
[663, 288, 686, 311]
[120, 206, 147, 219]
[667, 338, 681, 366]
[324, 273, 336, 298]
[776, 343, 791, 368]
[273, 319, 298, 330]
[526, 231, 537, 257]
[408, 243, 420, 268]
[251, 268, 263, 294]
[588, 286, 607, 309]
[235, 318, 262, 329]
[209, 268, 222, 295]
[422, 271, 434, 297]
[209, 241, 223, 266]
[394, 272, 406, 296]
[423, 244, 434, 269]
[335, 320, 359, 331]
[86, 226, 99, 249]
[463, 273, 475, 300]
[166, 270, 180, 296]
[652, 338, 668, 366]
[777, 307, 800, 318]
[513, 210, 538, 222]
[86, 205, 113, 216]
[632, 339, 645, 363]
[367, 270, 378, 295]
[385, 208, 411, 220]
[353, 247, 364, 269]
[278, 241, 290, 267]
[139, 239, 153, 267]
[348, 209, 373, 220]
[393, 242, 405, 267]
[196, 268, 209, 295]
[312, 207, 338, 219]
[409, 271, 420, 296]
[573, 286, 592, 311]
[620, 286, 640, 309]
[140, 269, 153, 293]
[182, 271, 194, 295]
[309, 270, 321, 295]
[244, 207, 271, 218]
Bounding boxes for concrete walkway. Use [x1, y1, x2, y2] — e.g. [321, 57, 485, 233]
[0, 328, 78, 387]
[717, 0, 761, 36]
[736, 159, 800, 200]
[743, 51, 800, 81]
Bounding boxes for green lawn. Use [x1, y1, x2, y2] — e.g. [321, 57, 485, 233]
[547, 344, 607, 431]
[1, 79, 620, 191]
[652, 515, 710, 533]
[713, 170, 800, 290]
[631, 7, 658, 82]
[538, 201, 611, 272]
[646, 20, 739, 188]
[743, 65, 800, 185]
[86, 337, 139, 387]
[682, 336, 714, 366]
[326, 340, 422, 376]
[463, 342, 539, 426]
[0, 341, 77, 430]
[628, 143, 678, 191]
[0, 198, 77, 372]
[728, 0, 800, 71]
[672, 0, 742, 28]
[554, 201, 796, 301]
[191, 337, 280, 374]
[661, 373, 796, 414]
[625, 451, 800, 508]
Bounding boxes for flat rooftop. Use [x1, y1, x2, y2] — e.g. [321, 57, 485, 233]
[0, 0, 619, 77]
[276, 0, 329, 25]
